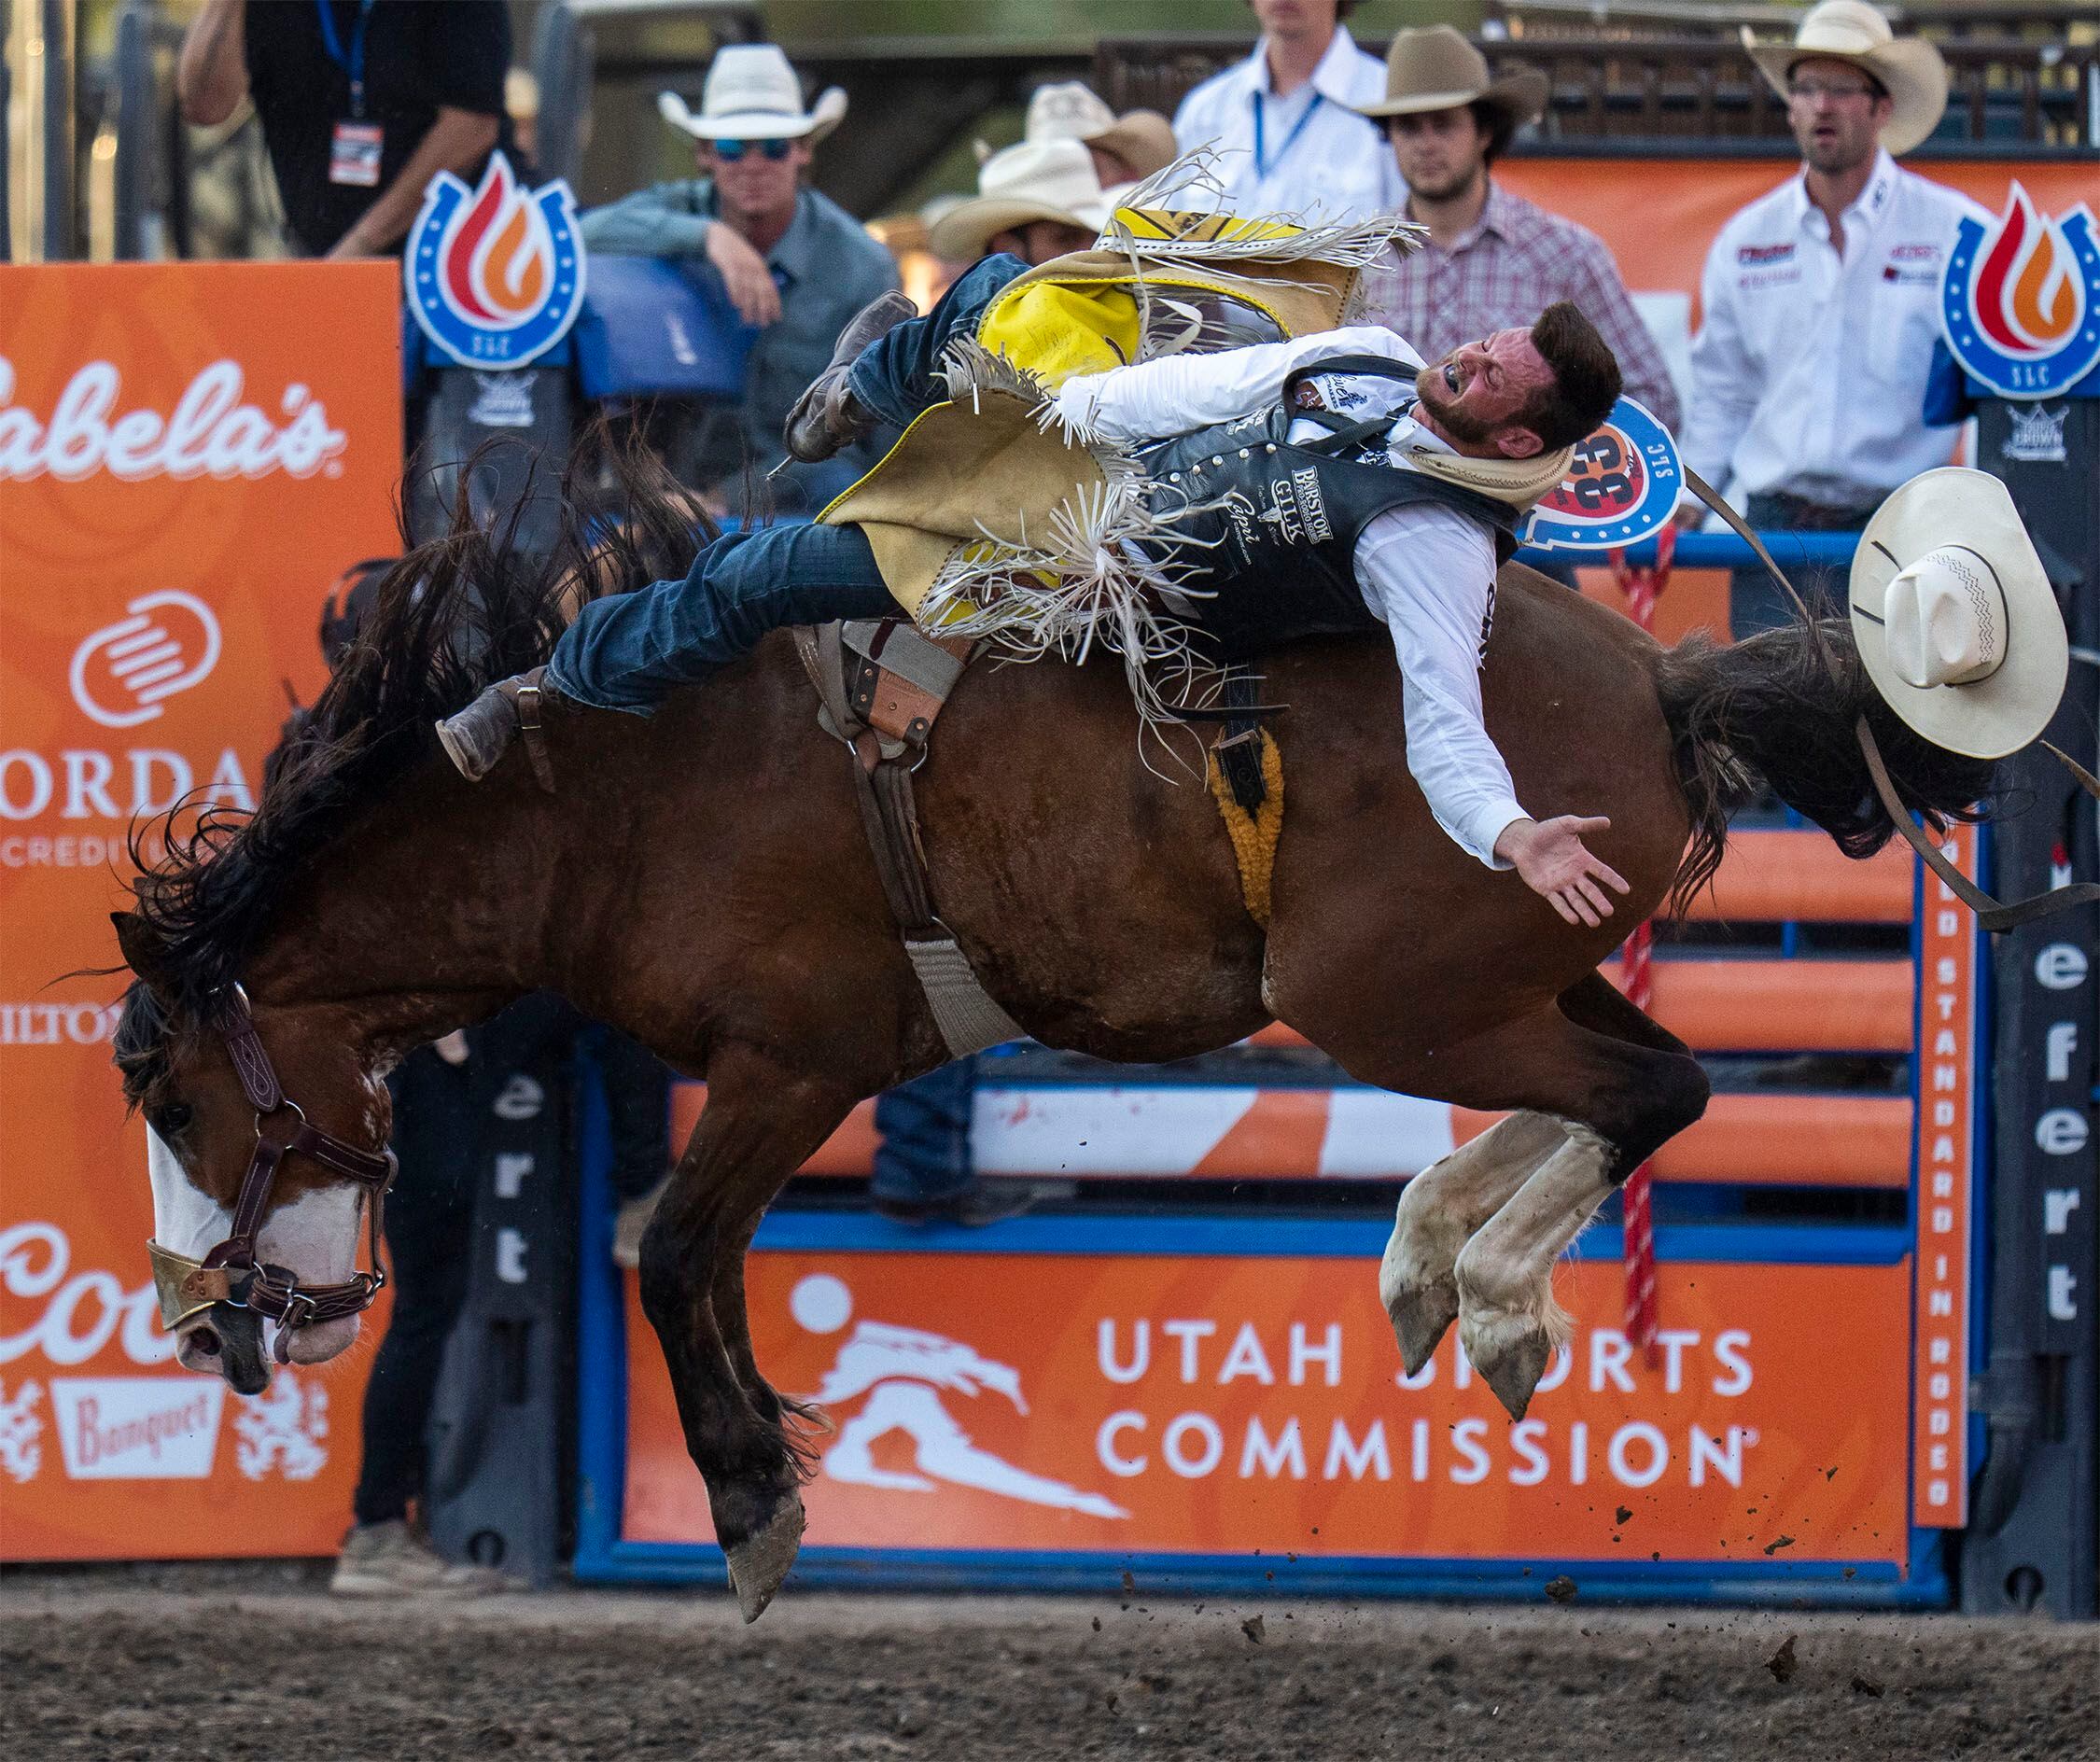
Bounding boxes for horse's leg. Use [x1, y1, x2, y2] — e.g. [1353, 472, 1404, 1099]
[1449, 978, 1707, 1420]
[1378, 1110, 1568, 1375]
[636, 1044, 862, 1622]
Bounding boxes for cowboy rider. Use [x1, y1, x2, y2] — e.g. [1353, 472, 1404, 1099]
[439, 259, 1634, 930]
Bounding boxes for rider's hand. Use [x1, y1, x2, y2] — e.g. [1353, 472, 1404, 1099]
[1495, 815, 1632, 929]
[706, 221, 782, 328]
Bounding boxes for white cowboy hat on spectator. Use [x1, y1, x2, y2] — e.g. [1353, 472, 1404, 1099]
[1743, 0, 1949, 157]
[1850, 468, 2065, 760]
[928, 137, 1122, 261]
[657, 44, 847, 145]
[991, 82, 1179, 181]
[1350, 25, 1547, 133]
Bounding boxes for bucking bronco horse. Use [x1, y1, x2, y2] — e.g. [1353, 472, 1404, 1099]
[111, 458, 1990, 1620]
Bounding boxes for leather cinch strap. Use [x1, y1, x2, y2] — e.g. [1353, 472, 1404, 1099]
[1681, 467, 2100, 934]
[793, 622, 1024, 1059]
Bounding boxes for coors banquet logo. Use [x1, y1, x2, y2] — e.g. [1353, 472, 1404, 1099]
[0, 357, 347, 482]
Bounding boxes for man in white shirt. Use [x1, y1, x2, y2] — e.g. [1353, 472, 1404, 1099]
[1677, 0, 1983, 632]
[441, 265, 1631, 928]
[1171, 0, 1391, 223]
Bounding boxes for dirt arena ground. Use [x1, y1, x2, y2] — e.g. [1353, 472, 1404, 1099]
[4, 1566, 2096, 1762]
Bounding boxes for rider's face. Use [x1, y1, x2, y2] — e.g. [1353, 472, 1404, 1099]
[1415, 328, 1552, 454]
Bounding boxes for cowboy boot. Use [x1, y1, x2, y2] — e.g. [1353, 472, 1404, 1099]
[782, 289, 917, 464]
[434, 667, 548, 782]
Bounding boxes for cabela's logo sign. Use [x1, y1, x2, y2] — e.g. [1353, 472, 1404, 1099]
[1519, 396, 1680, 553]
[405, 151, 585, 371]
[1940, 184, 2100, 399]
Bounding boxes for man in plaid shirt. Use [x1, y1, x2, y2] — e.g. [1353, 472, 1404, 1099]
[1353, 28, 1679, 430]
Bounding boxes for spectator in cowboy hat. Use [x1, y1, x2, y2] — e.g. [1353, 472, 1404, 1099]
[581, 44, 902, 506]
[1172, 0, 1390, 222]
[1355, 26, 1679, 430]
[1678, 0, 1981, 635]
[927, 137, 1126, 268]
[1003, 81, 1178, 189]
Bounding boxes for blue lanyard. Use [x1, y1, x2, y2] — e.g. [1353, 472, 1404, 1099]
[1251, 89, 1323, 181]
[315, 0, 377, 119]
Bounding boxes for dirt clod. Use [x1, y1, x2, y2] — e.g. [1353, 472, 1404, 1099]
[1768, 1635, 1799, 1684]
[1546, 1576, 1578, 1603]
[1241, 1615, 1266, 1644]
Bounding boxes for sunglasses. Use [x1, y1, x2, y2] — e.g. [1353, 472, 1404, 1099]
[711, 137, 795, 161]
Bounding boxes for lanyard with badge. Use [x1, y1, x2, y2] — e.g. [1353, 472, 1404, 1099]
[1251, 88, 1323, 181]
[320, 0, 383, 186]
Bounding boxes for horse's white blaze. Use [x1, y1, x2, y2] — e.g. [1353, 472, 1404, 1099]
[147, 1126, 232, 1261]
[257, 1183, 368, 1363]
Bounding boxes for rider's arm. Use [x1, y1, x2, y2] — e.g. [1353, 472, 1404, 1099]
[1354, 505, 1529, 869]
[1052, 326, 1421, 444]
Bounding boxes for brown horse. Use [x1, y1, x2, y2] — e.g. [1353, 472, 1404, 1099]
[109, 468, 1988, 1618]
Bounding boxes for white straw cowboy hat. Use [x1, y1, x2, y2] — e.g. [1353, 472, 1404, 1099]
[1001, 81, 1179, 181]
[1350, 25, 1547, 132]
[1850, 468, 2065, 760]
[928, 137, 1120, 261]
[657, 44, 847, 145]
[1743, 0, 1949, 157]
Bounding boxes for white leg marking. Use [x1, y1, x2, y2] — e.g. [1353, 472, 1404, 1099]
[1379, 1112, 1569, 1374]
[1453, 1124, 1616, 1419]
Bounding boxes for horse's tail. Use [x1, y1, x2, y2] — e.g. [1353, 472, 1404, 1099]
[1651, 618, 1996, 914]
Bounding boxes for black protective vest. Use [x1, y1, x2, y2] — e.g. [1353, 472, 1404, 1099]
[1140, 357, 1519, 662]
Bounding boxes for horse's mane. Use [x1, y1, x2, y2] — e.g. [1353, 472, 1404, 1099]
[122, 427, 712, 1026]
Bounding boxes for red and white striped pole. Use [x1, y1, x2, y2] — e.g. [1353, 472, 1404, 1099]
[1608, 524, 1675, 1366]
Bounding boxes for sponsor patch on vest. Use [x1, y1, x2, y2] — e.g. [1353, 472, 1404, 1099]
[1259, 474, 1307, 543]
[1290, 467, 1333, 543]
[1736, 241, 1795, 266]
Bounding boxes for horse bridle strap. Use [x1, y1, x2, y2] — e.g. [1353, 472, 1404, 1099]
[154, 984, 396, 1361]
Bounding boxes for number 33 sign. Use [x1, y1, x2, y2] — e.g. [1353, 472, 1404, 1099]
[1519, 397, 1681, 552]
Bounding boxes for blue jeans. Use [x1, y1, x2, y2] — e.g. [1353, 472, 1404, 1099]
[872, 1056, 977, 1203]
[547, 254, 1031, 715]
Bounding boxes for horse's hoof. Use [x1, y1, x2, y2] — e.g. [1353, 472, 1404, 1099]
[724, 1493, 805, 1624]
[1460, 1308, 1553, 1423]
[1384, 1275, 1460, 1377]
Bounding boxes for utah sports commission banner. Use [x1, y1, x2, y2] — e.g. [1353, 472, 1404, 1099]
[0, 262, 399, 1558]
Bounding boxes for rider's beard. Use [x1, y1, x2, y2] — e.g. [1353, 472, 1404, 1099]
[1415, 358, 1502, 449]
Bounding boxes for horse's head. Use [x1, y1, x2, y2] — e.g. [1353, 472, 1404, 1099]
[112, 913, 395, 1395]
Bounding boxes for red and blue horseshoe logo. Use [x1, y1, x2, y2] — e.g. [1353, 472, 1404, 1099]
[1941, 184, 2100, 400]
[405, 151, 586, 370]
[1519, 397, 1680, 553]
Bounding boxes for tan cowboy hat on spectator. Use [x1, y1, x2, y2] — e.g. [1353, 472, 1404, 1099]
[1350, 25, 1547, 132]
[929, 138, 1121, 261]
[1850, 468, 2065, 760]
[657, 44, 847, 144]
[1743, 0, 1949, 157]
[998, 82, 1179, 181]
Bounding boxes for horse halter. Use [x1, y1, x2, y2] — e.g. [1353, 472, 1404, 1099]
[146, 984, 396, 1363]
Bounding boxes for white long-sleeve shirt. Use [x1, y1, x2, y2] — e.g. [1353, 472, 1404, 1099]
[1680, 151, 1987, 508]
[1170, 27, 1395, 225]
[1056, 328, 1529, 869]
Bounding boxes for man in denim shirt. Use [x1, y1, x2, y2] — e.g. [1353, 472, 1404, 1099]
[581, 45, 900, 511]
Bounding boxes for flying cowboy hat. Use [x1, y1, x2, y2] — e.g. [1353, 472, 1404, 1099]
[1742, 0, 1949, 158]
[987, 82, 1179, 182]
[928, 137, 1124, 262]
[657, 43, 847, 145]
[1850, 468, 2065, 761]
[1349, 24, 1548, 141]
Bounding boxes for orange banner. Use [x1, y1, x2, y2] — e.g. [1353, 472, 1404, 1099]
[623, 1245, 1913, 1567]
[0, 261, 401, 1559]
[1497, 157, 2099, 315]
